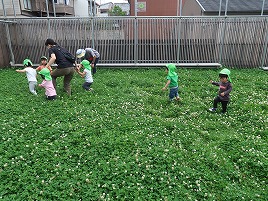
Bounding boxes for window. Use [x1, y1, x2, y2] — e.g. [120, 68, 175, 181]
[64, 0, 69, 5]
[23, 0, 32, 10]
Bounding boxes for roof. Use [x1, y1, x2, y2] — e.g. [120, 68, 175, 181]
[196, 0, 268, 13]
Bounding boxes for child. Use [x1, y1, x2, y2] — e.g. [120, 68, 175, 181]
[209, 68, 233, 113]
[38, 68, 57, 100]
[162, 63, 180, 101]
[16, 59, 37, 95]
[76, 60, 94, 91]
[36, 56, 52, 72]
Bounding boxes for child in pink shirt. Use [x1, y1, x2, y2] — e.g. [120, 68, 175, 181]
[38, 68, 57, 100]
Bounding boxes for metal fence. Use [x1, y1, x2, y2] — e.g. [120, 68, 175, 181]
[0, 16, 268, 68]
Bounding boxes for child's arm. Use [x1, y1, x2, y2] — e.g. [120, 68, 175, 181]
[76, 69, 86, 78]
[162, 80, 171, 91]
[210, 80, 219, 86]
[16, 69, 26, 73]
[38, 80, 46, 88]
[48, 66, 53, 72]
[221, 83, 233, 96]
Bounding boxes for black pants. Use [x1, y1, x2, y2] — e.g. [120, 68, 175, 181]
[47, 95, 57, 100]
[82, 82, 93, 90]
[213, 96, 229, 113]
[92, 57, 99, 74]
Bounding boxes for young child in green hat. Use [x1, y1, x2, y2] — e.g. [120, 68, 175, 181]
[16, 59, 37, 95]
[38, 68, 57, 100]
[209, 68, 233, 113]
[76, 60, 94, 91]
[162, 63, 180, 101]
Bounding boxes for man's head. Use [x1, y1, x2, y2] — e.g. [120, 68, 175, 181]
[45, 38, 57, 48]
[76, 49, 86, 59]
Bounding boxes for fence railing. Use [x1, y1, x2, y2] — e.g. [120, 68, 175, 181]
[0, 16, 268, 68]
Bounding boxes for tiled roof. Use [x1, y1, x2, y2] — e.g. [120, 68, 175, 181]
[196, 0, 268, 12]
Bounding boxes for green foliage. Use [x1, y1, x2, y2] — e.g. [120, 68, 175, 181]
[109, 5, 127, 16]
[0, 68, 267, 200]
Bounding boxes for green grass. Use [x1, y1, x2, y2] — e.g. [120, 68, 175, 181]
[0, 67, 267, 200]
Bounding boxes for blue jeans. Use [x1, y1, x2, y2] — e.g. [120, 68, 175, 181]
[169, 86, 179, 100]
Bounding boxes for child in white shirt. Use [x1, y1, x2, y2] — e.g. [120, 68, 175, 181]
[76, 60, 94, 91]
[16, 59, 37, 95]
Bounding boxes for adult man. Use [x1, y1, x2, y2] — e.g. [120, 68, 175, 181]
[76, 48, 100, 74]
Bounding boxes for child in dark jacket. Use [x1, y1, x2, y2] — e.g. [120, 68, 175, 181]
[209, 68, 232, 113]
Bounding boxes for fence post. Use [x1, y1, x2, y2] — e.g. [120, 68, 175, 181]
[261, 18, 268, 68]
[176, 17, 182, 64]
[91, 17, 95, 49]
[5, 23, 15, 65]
[219, 16, 227, 65]
[134, 0, 138, 64]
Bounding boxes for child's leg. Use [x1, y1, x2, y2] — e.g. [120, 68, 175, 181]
[175, 87, 180, 101]
[29, 81, 37, 95]
[169, 87, 177, 101]
[82, 82, 92, 90]
[213, 96, 221, 109]
[221, 101, 229, 113]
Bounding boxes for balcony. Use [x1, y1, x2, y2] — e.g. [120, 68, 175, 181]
[30, 0, 74, 16]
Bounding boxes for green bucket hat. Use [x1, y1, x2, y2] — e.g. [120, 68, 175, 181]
[23, 59, 33, 67]
[81, 60, 91, 70]
[166, 63, 177, 77]
[39, 68, 52, 81]
[219, 68, 232, 82]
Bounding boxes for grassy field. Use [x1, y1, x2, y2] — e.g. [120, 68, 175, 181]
[0, 67, 267, 200]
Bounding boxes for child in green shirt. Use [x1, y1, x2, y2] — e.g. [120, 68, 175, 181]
[162, 63, 180, 101]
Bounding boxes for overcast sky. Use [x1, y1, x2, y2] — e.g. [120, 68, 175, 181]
[95, 0, 128, 4]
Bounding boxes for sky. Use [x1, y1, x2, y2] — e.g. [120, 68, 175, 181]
[95, 0, 128, 5]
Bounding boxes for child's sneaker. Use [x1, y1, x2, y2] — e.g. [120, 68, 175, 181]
[209, 108, 217, 112]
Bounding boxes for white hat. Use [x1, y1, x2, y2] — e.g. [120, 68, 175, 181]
[76, 49, 86, 58]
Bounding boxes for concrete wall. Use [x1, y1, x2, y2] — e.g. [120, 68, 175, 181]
[182, 0, 202, 16]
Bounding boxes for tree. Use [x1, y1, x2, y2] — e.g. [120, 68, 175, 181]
[108, 5, 127, 16]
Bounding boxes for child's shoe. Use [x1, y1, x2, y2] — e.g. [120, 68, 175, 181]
[209, 108, 217, 112]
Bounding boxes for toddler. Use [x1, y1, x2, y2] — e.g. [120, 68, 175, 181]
[209, 68, 233, 113]
[162, 63, 180, 101]
[16, 59, 37, 95]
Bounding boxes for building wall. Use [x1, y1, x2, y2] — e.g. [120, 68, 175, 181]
[0, 0, 21, 17]
[129, 0, 181, 16]
[182, 0, 202, 16]
[74, 0, 89, 17]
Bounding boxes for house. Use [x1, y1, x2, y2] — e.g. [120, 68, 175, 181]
[75, 0, 100, 17]
[99, 2, 130, 16]
[0, 0, 100, 18]
[99, 2, 113, 16]
[182, 0, 268, 16]
[0, 0, 75, 17]
[128, 0, 187, 16]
